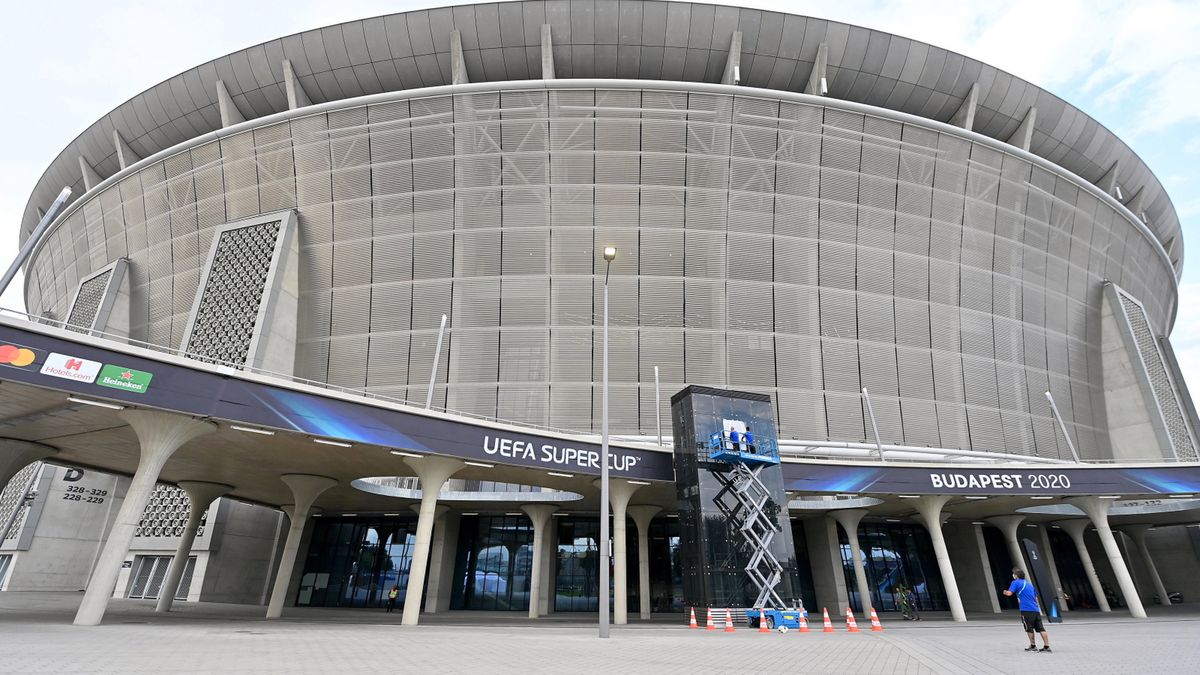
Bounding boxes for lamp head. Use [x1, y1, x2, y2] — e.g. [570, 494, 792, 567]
[603, 246, 617, 262]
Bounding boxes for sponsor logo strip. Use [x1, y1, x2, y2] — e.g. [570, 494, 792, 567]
[96, 364, 153, 394]
[40, 352, 102, 383]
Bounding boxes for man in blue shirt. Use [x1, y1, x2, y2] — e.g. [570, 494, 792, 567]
[1004, 567, 1051, 653]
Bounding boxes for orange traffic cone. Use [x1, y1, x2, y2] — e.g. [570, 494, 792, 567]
[758, 608, 770, 633]
[869, 608, 884, 632]
[705, 607, 716, 631]
[846, 607, 861, 633]
[822, 607, 834, 633]
[689, 607, 699, 629]
[799, 613, 810, 632]
[724, 608, 736, 632]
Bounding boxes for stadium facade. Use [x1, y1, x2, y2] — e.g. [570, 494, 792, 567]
[3, 1, 1200, 626]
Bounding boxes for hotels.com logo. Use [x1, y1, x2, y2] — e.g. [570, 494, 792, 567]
[0, 344, 36, 368]
[40, 352, 102, 383]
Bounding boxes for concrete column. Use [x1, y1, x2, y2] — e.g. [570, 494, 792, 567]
[986, 515, 1028, 574]
[599, 479, 643, 625]
[1054, 519, 1111, 612]
[0, 440, 56, 491]
[1122, 525, 1170, 606]
[407, 504, 451, 613]
[155, 481, 233, 612]
[970, 522, 1002, 613]
[401, 456, 463, 626]
[1068, 496, 1146, 618]
[912, 495, 966, 622]
[628, 505, 661, 620]
[829, 509, 872, 611]
[521, 504, 558, 619]
[1033, 524, 1068, 613]
[74, 411, 215, 626]
[266, 474, 337, 618]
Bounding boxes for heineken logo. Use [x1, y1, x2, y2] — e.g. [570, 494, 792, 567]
[96, 364, 153, 394]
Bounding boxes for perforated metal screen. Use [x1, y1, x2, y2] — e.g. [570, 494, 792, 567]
[25, 86, 1181, 461]
[64, 269, 112, 333]
[1116, 289, 1198, 461]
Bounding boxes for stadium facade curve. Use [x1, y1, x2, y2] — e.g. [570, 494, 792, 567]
[2, 1, 1198, 628]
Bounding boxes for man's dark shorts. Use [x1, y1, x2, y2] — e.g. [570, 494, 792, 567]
[1021, 611, 1045, 633]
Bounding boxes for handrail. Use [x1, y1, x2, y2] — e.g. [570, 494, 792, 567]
[0, 306, 612, 442]
[1, 306, 1181, 467]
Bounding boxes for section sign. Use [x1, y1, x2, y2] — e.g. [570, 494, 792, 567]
[96, 364, 153, 394]
[40, 352, 102, 383]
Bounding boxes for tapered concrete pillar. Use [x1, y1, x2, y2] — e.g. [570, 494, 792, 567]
[1033, 524, 1068, 612]
[266, 474, 337, 618]
[987, 515, 1028, 573]
[912, 495, 966, 622]
[409, 504, 452, 613]
[75, 410, 215, 626]
[830, 509, 872, 611]
[595, 479, 643, 624]
[0, 440, 56, 491]
[1069, 497, 1146, 618]
[155, 481, 234, 612]
[521, 504, 558, 618]
[1054, 519, 1110, 612]
[402, 456, 463, 626]
[628, 505, 661, 620]
[1121, 525, 1169, 606]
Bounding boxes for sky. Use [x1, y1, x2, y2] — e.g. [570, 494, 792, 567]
[0, 0, 1198, 385]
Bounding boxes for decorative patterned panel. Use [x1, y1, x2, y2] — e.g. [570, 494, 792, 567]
[184, 220, 281, 366]
[64, 269, 112, 332]
[0, 462, 38, 541]
[1116, 288, 1198, 460]
[135, 485, 209, 538]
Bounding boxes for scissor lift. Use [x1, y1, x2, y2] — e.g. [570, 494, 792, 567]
[708, 429, 802, 630]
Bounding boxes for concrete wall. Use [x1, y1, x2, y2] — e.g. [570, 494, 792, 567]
[426, 513, 461, 612]
[1082, 529, 1136, 609]
[282, 514, 319, 608]
[199, 500, 283, 605]
[3, 467, 125, 591]
[944, 522, 1001, 613]
[804, 517, 849, 613]
[1122, 525, 1200, 605]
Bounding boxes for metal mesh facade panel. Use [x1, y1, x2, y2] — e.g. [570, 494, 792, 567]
[185, 220, 282, 366]
[0, 463, 38, 541]
[64, 269, 113, 333]
[27, 86, 1182, 460]
[1116, 289, 1198, 461]
[135, 485, 209, 538]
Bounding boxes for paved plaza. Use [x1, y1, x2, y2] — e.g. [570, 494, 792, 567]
[1, 593, 1198, 674]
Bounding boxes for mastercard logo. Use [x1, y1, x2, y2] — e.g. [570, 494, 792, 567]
[0, 345, 36, 367]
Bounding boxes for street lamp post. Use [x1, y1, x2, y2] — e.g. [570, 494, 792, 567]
[599, 245, 616, 639]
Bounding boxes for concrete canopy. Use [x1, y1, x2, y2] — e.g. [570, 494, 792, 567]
[21, 1, 1181, 273]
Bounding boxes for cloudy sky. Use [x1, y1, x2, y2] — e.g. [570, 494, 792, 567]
[1, 0, 1198, 384]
